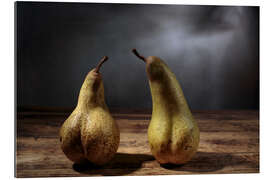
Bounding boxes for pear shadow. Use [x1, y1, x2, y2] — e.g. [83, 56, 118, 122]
[72, 152, 155, 176]
[160, 151, 259, 173]
[72, 151, 258, 175]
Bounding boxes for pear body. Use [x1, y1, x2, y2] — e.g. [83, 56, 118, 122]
[80, 106, 120, 165]
[146, 56, 200, 164]
[59, 70, 120, 165]
[59, 110, 86, 163]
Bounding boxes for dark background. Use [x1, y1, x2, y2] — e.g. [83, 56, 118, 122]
[16, 2, 259, 110]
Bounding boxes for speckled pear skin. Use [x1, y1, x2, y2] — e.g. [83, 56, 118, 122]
[132, 49, 200, 165]
[59, 111, 86, 164]
[146, 56, 200, 164]
[59, 60, 120, 165]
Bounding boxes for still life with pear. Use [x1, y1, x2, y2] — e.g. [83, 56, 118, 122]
[59, 49, 200, 166]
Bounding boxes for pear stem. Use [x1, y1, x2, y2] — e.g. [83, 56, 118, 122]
[95, 56, 108, 73]
[132, 49, 146, 62]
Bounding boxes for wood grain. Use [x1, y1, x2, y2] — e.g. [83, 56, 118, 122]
[16, 110, 259, 177]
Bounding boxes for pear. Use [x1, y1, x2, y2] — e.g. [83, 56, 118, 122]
[132, 49, 200, 164]
[59, 56, 120, 165]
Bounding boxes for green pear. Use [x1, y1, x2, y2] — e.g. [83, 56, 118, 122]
[59, 56, 120, 165]
[132, 49, 200, 164]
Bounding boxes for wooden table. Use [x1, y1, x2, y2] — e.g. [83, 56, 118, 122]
[16, 109, 259, 177]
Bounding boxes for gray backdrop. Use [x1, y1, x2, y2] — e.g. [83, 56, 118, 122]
[16, 2, 259, 110]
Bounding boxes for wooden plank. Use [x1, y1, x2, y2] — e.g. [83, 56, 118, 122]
[16, 142, 259, 177]
[17, 111, 259, 138]
[16, 110, 259, 177]
[16, 137, 259, 177]
[17, 110, 259, 119]
[17, 130, 258, 156]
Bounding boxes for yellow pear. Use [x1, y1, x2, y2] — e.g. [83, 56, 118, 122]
[59, 56, 120, 165]
[132, 49, 200, 164]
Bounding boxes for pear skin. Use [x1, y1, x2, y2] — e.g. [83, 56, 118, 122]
[132, 49, 200, 164]
[59, 111, 86, 164]
[59, 56, 120, 165]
